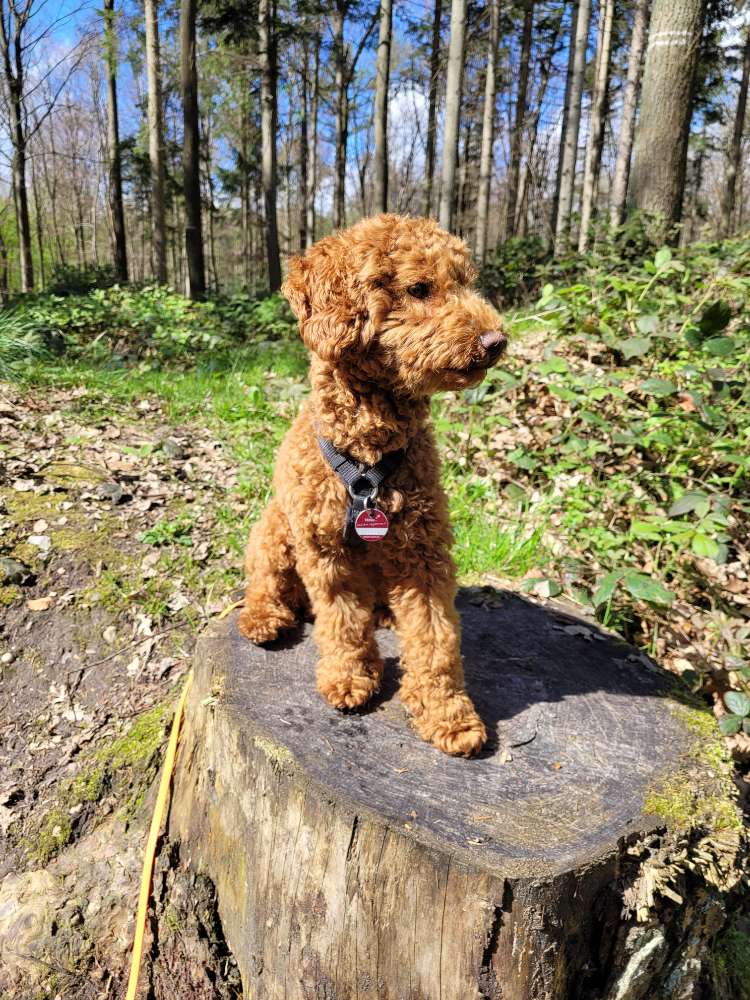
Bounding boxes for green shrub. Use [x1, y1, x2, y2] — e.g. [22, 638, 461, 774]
[47, 262, 118, 295]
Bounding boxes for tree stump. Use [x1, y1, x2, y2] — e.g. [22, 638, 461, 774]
[163, 588, 744, 1000]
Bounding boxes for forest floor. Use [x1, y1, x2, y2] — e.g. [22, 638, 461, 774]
[1, 238, 749, 992]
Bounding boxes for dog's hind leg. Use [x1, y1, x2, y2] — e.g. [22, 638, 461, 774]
[238, 501, 302, 643]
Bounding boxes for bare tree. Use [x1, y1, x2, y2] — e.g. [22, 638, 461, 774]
[474, 0, 499, 262]
[0, 0, 35, 289]
[144, 0, 167, 282]
[609, 0, 651, 229]
[505, 0, 535, 241]
[720, 24, 750, 236]
[628, 0, 706, 231]
[423, 0, 442, 216]
[373, 0, 392, 213]
[181, 0, 205, 298]
[103, 0, 127, 283]
[578, 0, 615, 251]
[554, 0, 592, 255]
[259, 0, 281, 290]
[332, 3, 377, 229]
[306, 33, 320, 248]
[438, 0, 467, 231]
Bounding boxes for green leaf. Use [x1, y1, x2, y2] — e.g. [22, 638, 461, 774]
[636, 314, 659, 335]
[724, 691, 750, 717]
[684, 326, 703, 349]
[718, 714, 743, 735]
[640, 378, 677, 397]
[691, 533, 720, 560]
[621, 337, 651, 359]
[668, 491, 709, 517]
[537, 356, 569, 375]
[654, 247, 672, 270]
[622, 572, 674, 605]
[704, 336, 736, 357]
[592, 570, 624, 608]
[698, 300, 732, 335]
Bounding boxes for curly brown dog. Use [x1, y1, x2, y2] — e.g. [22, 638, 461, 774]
[238, 214, 506, 756]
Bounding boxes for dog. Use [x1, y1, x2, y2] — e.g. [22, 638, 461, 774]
[238, 214, 506, 756]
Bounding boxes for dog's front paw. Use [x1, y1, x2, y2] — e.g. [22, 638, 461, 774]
[317, 654, 383, 710]
[238, 596, 295, 644]
[405, 692, 487, 757]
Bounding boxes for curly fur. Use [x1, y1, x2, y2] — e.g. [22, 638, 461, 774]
[239, 214, 505, 756]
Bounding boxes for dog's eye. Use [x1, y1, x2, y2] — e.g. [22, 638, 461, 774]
[407, 282, 430, 300]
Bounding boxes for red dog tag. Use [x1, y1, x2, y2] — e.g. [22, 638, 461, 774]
[354, 507, 389, 542]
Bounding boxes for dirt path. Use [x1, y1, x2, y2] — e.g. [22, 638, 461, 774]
[0, 380, 247, 995]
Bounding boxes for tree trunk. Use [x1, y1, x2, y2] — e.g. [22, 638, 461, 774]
[161, 591, 745, 998]
[180, 0, 205, 299]
[332, 5, 348, 230]
[577, 0, 615, 251]
[144, 0, 167, 283]
[306, 35, 319, 248]
[504, 1, 534, 243]
[373, 0, 392, 214]
[474, 0, 500, 262]
[298, 42, 308, 250]
[259, 0, 281, 291]
[609, 0, 650, 229]
[550, 0, 579, 247]
[628, 0, 705, 234]
[720, 26, 750, 237]
[554, 0, 591, 255]
[438, 0, 467, 231]
[11, 104, 33, 290]
[516, 11, 562, 241]
[423, 0, 442, 217]
[30, 151, 45, 289]
[104, 0, 128, 283]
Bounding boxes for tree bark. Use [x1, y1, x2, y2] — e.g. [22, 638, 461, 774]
[609, 0, 650, 229]
[259, 0, 281, 291]
[504, 0, 534, 242]
[550, 0, 579, 247]
[373, 0, 392, 213]
[554, 0, 591, 255]
[144, 0, 167, 283]
[306, 35, 319, 248]
[162, 591, 745, 998]
[333, 4, 347, 229]
[577, 0, 615, 251]
[628, 0, 706, 233]
[104, 0, 128, 284]
[720, 26, 750, 237]
[474, 0, 500, 262]
[438, 0, 467, 231]
[180, 0, 205, 299]
[423, 0, 442, 217]
[298, 42, 309, 250]
[0, 1, 34, 291]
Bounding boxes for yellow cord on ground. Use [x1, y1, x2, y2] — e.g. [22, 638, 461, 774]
[216, 598, 244, 621]
[125, 671, 193, 1000]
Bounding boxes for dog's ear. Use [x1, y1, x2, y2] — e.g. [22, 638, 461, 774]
[282, 241, 363, 363]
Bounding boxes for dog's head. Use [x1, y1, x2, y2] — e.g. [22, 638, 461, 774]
[282, 214, 506, 396]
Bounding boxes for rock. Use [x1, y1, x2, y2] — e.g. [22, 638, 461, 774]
[0, 558, 30, 586]
[97, 482, 126, 505]
[160, 437, 184, 460]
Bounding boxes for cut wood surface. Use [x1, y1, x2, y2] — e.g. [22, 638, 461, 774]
[164, 588, 739, 1000]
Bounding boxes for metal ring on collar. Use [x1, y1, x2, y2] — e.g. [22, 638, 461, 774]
[348, 476, 378, 502]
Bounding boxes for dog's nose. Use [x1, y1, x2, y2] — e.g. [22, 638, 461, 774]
[479, 330, 507, 361]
